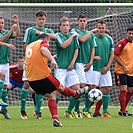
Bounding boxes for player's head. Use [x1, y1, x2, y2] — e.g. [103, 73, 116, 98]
[126, 26, 133, 42]
[35, 10, 47, 28]
[38, 33, 50, 43]
[17, 56, 24, 69]
[0, 17, 4, 31]
[96, 19, 106, 37]
[77, 14, 87, 30]
[59, 16, 70, 35]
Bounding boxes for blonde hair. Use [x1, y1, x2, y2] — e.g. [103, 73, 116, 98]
[59, 16, 70, 25]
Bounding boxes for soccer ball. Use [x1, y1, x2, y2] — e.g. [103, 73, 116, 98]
[88, 88, 102, 103]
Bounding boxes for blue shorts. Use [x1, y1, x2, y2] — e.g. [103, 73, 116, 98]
[10, 79, 24, 90]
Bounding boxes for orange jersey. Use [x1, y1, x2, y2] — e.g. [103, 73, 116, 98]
[114, 38, 133, 76]
[26, 40, 51, 81]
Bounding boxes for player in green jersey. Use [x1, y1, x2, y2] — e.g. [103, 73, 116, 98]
[92, 19, 114, 118]
[21, 10, 56, 119]
[0, 15, 20, 119]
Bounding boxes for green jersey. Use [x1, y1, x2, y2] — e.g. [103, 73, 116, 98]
[0, 30, 14, 64]
[55, 31, 79, 69]
[23, 26, 54, 44]
[93, 34, 114, 72]
[72, 28, 95, 64]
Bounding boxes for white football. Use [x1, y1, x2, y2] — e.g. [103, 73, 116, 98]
[88, 88, 102, 103]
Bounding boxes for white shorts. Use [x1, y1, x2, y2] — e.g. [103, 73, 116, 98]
[76, 63, 93, 85]
[54, 68, 80, 87]
[22, 64, 28, 81]
[0, 63, 9, 85]
[93, 71, 112, 87]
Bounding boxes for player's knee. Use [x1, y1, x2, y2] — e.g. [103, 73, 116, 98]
[0, 72, 5, 79]
[24, 80, 30, 88]
[57, 84, 64, 93]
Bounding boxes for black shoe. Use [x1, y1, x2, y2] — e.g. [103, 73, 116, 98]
[118, 111, 127, 117]
[93, 112, 102, 117]
[0, 110, 10, 119]
[20, 111, 28, 119]
[53, 119, 63, 127]
[36, 112, 42, 119]
[126, 111, 133, 116]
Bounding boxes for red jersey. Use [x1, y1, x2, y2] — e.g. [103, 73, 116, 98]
[10, 64, 23, 82]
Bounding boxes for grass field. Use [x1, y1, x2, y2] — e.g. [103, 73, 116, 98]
[0, 107, 133, 133]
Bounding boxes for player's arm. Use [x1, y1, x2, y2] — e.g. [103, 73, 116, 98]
[101, 51, 114, 74]
[78, 29, 98, 43]
[67, 48, 78, 71]
[40, 46, 58, 69]
[35, 30, 56, 40]
[12, 14, 20, 37]
[84, 48, 95, 72]
[0, 41, 15, 50]
[57, 33, 78, 49]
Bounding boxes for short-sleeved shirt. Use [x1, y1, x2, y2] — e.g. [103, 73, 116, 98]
[10, 64, 23, 82]
[26, 40, 51, 81]
[0, 30, 14, 64]
[23, 26, 54, 44]
[55, 31, 79, 69]
[93, 34, 114, 72]
[72, 28, 95, 64]
[114, 38, 133, 76]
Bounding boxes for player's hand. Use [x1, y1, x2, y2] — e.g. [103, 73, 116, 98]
[123, 66, 129, 74]
[52, 54, 57, 59]
[50, 60, 58, 70]
[35, 30, 40, 34]
[12, 14, 19, 23]
[101, 67, 108, 74]
[72, 32, 78, 38]
[6, 44, 16, 50]
[67, 63, 74, 71]
[91, 28, 99, 34]
[84, 63, 91, 72]
[0, 37, 4, 42]
[94, 56, 101, 60]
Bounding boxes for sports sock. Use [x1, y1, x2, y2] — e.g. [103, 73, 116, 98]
[94, 99, 102, 114]
[125, 91, 132, 108]
[102, 94, 110, 114]
[2, 88, 8, 110]
[74, 97, 81, 112]
[35, 94, 43, 113]
[32, 93, 36, 107]
[66, 96, 78, 113]
[20, 87, 28, 111]
[119, 90, 126, 113]
[56, 96, 60, 104]
[48, 99, 59, 121]
[84, 92, 91, 112]
[61, 87, 77, 97]
[0, 78, 4, 99]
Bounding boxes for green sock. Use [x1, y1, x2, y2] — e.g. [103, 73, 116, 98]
[102, 94, 110, 114]
[2, 88, 8, 110]
[35, 94, 43, 113]
[20, 87, 28, 111]
[84, 92, 91, 112]
[0, 78, 4, 99]
[74, 98, 80, 112]
[66, 96, 78, 113]
[56, 96, 60, 104]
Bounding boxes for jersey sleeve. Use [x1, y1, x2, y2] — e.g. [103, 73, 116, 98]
[40, 40, 50, 49]
[114, 41, 125, 55]
[23, 27, 31, 44]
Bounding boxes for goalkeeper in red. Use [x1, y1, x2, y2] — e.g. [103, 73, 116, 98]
[114, 26, 133, 116]
[25, 33, 88, 127]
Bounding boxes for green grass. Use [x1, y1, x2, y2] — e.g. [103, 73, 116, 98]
[0, 107, 133, 133]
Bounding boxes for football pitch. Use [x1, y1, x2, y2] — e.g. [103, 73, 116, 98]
[0, 107, 133, 133]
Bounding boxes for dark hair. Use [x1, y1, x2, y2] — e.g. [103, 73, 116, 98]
[0, 17, 3, 19]
[36, 10, 47, 17]
[97, 19, 105, 25]
[38, 33, 49, 39]
[78, 14, 87, 20]
[127, 26, 133, 32]
[17, 55, 24, 61]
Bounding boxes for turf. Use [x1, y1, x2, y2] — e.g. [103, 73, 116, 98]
[0, 107, 133, 133]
